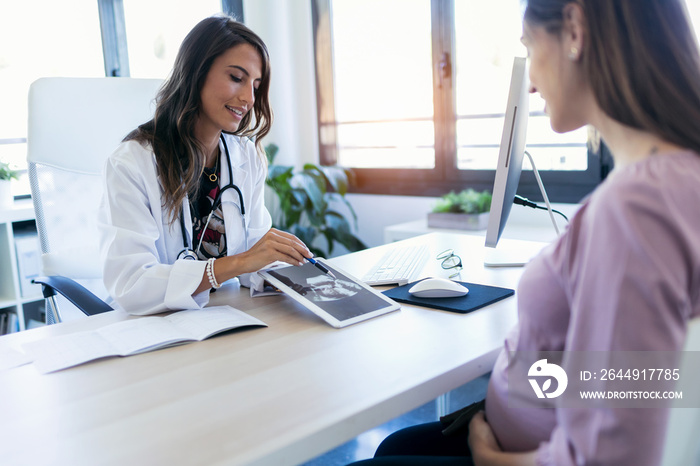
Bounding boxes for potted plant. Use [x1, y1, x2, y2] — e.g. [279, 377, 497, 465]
[428, 189, 492, 230]
[0, 160, 18, 208]
[265, 144, 367, 258]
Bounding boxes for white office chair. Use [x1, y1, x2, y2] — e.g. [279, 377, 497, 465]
[27, 77, 162, 323]
[660, 315, 700, 465]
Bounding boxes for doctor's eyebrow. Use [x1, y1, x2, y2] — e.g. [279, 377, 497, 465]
[228, 65, 250, 76]
[227, 65, 262, 82]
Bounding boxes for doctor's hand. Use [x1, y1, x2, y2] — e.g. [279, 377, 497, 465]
[236, 228, 312, 273]
[194, 228, 312, 295]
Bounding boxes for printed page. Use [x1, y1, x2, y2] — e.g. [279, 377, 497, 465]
[96, 317, 192, 356]
[23, 331, 118, 374]
[164, 306, 267, 340]
[0, 346, 32, 371]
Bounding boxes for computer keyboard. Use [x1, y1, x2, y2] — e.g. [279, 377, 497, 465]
[362, 244, 429, 286]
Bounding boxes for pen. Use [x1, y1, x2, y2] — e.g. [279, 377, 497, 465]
[307, 257, 337, 279]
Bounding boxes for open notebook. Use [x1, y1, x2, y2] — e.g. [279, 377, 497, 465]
[22, 306, 266, 374]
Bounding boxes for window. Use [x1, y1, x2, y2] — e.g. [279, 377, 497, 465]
[312, 0, 605, 202]
[329, 0, 435, 170]
[0, 0, 242, 199]
[0, 0, 105, 197]
[123, 0, 222, 78]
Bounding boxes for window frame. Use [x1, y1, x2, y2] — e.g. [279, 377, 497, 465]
[99, 0, 244, 77]
[311, 0, 605, 203]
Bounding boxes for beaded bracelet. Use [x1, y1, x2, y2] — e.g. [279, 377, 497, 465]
[206, 257, 221, 289]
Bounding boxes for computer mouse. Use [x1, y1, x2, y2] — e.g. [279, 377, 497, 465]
[408, 278, 469, 298]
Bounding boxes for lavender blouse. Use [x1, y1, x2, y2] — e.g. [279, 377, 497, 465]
[485, 151, 700, 465]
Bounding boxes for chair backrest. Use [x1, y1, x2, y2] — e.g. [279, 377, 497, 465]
[660, 315, 700, 466]
[27, 77, 162, 321]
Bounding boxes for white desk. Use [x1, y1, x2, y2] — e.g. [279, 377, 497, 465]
[0, 233, 535, 466]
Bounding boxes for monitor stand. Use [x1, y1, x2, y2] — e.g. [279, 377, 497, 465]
[483, 241, 547, 268]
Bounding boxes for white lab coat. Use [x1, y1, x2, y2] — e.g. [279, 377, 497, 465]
[98, 134, 271, 315]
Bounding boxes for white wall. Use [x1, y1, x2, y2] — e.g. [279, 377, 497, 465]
[243, 0, 318, 167]
[346, 194, 438, 248]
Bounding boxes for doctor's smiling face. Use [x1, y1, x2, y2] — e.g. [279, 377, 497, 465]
[197, 43, 263, 140]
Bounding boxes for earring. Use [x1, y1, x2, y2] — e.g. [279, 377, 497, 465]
[568, 47, 579, 60]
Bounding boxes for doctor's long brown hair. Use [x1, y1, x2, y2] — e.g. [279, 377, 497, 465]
[524, 0, 700, 155]
[125, 15, 273, 225]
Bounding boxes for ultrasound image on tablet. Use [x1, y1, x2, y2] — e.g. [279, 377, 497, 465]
[261, 261, 398, 327]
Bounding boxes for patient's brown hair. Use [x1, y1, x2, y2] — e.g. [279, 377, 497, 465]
[524, 0, 700, 155]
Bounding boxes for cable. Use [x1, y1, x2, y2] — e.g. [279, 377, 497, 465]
[522, 151, 561, 236]
[514, 195, 569, 222]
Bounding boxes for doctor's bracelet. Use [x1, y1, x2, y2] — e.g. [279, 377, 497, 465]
[206, 258, 222, 289]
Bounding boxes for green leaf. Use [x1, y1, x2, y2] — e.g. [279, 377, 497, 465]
[286, 208, 303, 230]
[327, 192, 359, 227]
[325, 211, 350, 233]
[265, 143, 279, 164]
[0, 161, 19, 181]
[267, 164, 293, 180]
[322, 230, 334, 256]
[265, 155, 365, 256]
[305, 206, 325, 227]
[290, 224, 318, 247]
[319, 165, 350, 195]
[325, 213, 368, 252]
[295, 172, 326, 215]
[431, 188, 492, 214]
[336, 233, 368, 252]
[301, 163, 320, 173]
[301, 163, 350, 195]
[291, 188, 308, 208]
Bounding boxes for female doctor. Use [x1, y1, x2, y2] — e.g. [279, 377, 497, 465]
[98, 16, 312, 315]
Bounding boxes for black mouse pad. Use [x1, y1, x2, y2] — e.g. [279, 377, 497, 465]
[382, 279, 514, 314]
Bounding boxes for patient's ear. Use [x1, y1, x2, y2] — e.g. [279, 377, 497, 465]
[562, 2, 585, 61]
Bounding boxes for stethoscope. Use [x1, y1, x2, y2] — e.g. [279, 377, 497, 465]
[177, 134, 248, 260]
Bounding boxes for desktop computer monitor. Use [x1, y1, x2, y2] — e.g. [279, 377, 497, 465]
[482, 56, 546, 267]
[485, 56, 529, 249]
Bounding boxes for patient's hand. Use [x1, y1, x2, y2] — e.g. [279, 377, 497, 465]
[468, 412, 539, 466]
[468, 411, 502, 462]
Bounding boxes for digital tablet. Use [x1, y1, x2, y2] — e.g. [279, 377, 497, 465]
[258, 260, 400, 328]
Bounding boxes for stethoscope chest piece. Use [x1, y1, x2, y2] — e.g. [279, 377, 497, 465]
[177, 248, 198, 261]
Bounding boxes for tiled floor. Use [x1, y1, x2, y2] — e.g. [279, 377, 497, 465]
[301, 373, 491, 466]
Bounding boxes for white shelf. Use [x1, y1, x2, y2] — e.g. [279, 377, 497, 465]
[0, 198, 35, 224]
[0, 199, 42, 334]
[20, 294, 44, 304]
[0, 299, 17, 309]
[383, 203, 581, 245]
[384, 218, 560, 244]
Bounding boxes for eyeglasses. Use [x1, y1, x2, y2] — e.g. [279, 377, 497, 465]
[436, 249, 463, 278]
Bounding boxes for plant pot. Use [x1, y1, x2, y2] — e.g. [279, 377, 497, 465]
[427, 212, 489, 231]
[0, 180, 12, 208]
